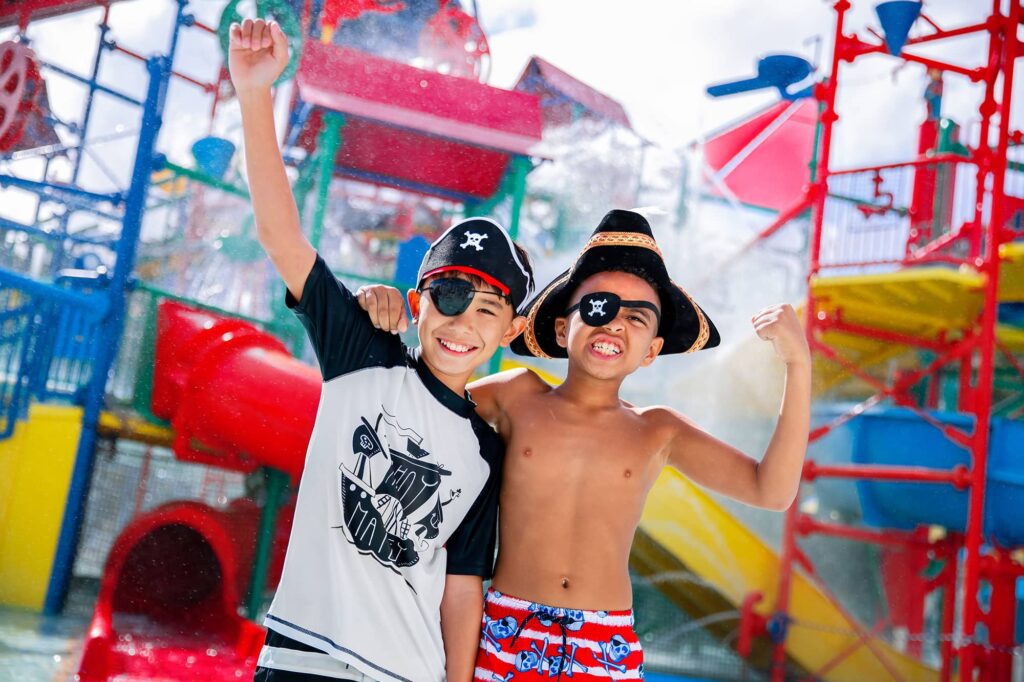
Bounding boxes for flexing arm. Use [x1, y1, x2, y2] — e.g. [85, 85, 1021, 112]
[229, 19, 315, 300]
[440, 575, 484, 682]
[667, 304, 811, 511]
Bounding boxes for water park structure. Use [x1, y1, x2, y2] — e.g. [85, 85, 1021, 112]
[0, 1, 1022, 681]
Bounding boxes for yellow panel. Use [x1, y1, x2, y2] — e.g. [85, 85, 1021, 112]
[98, 410, 174, 446]
[499, 358, 563, 386]
[999, 241, 1024, 302]
[997, 325, 1024, 353]
[640, 469, 938, 682]
[811, 268, 984, 339]
[812, 330, 912, 393]
[0, 404, 83, 611]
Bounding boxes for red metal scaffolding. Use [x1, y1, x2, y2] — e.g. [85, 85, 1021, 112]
[762, 1, 1023, 681]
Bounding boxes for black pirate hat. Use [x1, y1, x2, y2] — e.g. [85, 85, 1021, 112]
[510, 210, 720, 359]
[417, 217, 533, 312]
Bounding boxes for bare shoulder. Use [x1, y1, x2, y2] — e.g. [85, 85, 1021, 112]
[469, 367, 551, 425]
[635, 404, 702, 440]
[470, 367, 551, 396]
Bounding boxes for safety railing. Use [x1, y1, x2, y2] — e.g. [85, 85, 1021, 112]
[819, 156, 978, 273]
[0, 267, 108, 440]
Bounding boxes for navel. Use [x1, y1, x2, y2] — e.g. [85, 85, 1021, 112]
[561, 576, 570, 589]
[624, 469, 632, 479]
[523, 448, 533, 458]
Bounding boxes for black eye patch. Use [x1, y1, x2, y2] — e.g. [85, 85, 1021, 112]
[423, 278, 507, 317]
[565, 292, 661, 327]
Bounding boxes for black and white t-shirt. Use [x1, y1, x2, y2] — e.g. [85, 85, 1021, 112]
[259, 255, 502, 682]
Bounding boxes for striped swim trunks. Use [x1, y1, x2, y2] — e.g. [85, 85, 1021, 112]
[474, 588, 644, 680]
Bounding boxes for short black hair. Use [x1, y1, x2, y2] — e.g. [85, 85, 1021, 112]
[567, 265, 662, 308]
[604, 264, 659, 295]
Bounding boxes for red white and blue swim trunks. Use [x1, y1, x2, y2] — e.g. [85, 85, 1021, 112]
[474, 588, 644, 680]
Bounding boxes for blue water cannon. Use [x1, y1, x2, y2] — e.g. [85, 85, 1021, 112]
[706, 54, 816, 101]
[875, 1, 922, 56]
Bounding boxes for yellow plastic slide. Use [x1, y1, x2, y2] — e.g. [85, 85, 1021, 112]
[638, 469, 938, 682]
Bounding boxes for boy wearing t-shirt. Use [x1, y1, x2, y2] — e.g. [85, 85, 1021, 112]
[229, 18, 534, 681]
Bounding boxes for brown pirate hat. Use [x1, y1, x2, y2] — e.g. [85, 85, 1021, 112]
[510, 210, 720, 359]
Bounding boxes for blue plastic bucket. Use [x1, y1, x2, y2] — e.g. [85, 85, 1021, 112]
[191, 136, 236, 180]
[814, 406, 1024, 546]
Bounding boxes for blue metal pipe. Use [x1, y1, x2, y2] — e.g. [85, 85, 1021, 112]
[39, 61, 142, 107]
[0, 174, 124, 207]
[285, 99, 313, 149]
[167, 0, 189, 66]
[0, 217, 118, 247]
[2, 314, 35, 439]
[0, 268, 108, 319]
[43, 55, 171, 615]
[71, 18, 111, 186]
[31, 156, 53, 226]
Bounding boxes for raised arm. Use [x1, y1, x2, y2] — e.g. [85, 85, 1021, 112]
[229, 19, 315, 300]
[666, 304, 811, 511]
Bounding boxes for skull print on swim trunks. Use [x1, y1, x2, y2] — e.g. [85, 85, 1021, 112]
[475, 588, 644, 680]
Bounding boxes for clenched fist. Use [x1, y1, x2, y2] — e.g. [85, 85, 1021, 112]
[228, 18, 290, 94]
[752, 303, 810, 366]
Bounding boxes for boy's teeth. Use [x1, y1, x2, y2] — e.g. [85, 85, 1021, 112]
[592, 341, 621, 356]
[440, 339, 472, 353]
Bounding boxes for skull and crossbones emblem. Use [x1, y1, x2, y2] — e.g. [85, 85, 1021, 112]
[460, 231, 489, 251]
[482, 614, 518, 653]
[513, 637, 587, 677]
[587, 298, 608, 318]
[595, 634, 631, 673]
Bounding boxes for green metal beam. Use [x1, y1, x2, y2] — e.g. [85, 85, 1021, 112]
[162, 161, 250, 199]
[245, 467, 289, 619]
[507, 156, 533, 240]
[310, 113, 345, 250]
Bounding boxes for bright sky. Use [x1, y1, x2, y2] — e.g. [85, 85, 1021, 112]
[480, 0, 1010, 163]
[1, 1, 1016, 200]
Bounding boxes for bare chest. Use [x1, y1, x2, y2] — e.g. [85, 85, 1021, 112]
[503, 400, 665, 490]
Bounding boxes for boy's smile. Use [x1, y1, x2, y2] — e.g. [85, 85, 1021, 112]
[436, 336, 479, 355]
[412, 272, 525, 394]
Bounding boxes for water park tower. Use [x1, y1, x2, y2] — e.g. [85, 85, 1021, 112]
[1, 1, 1023, 681]
[703, 2, 1024, 680]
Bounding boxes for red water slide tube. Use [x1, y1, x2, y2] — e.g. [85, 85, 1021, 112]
[151, 300, 321, 479]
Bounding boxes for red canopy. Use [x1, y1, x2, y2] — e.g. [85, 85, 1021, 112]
[514, 56, 632, 130]
[0, 0, 129, 28]
[295, 41, 542, 201]
[701, 99, 818, 212]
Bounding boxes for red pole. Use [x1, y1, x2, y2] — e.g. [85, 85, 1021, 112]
[981, 554, 1017, 681]
[966, 6, 1002, 264]
[829, 153, 971, 176]
[772, 4, 848, 681]
[796, 514, 937, 548]
[804, 462, 971, 488]
[958, 2, 1018, 679]
[939, 542, 958, 682]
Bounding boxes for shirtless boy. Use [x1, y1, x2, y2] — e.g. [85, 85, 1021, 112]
[360, 209, 811, 679]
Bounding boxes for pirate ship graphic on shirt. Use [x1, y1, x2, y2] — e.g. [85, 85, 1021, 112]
[339, 409, 458, 571]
